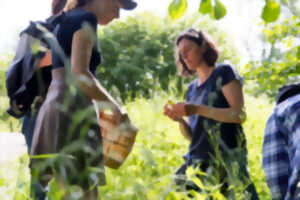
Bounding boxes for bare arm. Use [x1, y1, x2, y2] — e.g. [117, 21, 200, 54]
[70, 27, 121, 112]
[171, 80, 246, 124]
[185, 80, 246, 124]
[177, 118, 192, 141]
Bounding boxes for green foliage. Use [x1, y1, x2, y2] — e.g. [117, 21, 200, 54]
[245, 16, 300, 98]
[168, 0, 188, 20]
[201, 0, 227, 21]
[0, 55, 12, 97]
[0, 153, 30, 200]
[0, 96, 21, 132]
[261, 0, 281, 23]
[168, 0, 298, 23]
[0, 55, 20, 132]
[213, 0, 227, 20]
[199, 0, 212, 15]
[199, 0, 228, 20]
[0, 92, 273, 199]
[47, 178, 66, 200]
[97, 12, 241, 102]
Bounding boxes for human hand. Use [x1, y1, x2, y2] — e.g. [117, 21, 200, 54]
[163, 101, 184, 122]
[170, 102, 187, 118]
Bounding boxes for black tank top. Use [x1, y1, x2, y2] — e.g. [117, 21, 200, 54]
[51, 8, 101, 75]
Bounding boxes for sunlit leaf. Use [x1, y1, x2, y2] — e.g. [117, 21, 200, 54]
[168, 0, 188, 20]
[262, 0, 281, 23]
[47, 178, 65, 200]
[199, 0, 213, 15]
[213, 191, 227, 200]
[297, 46, 300, 60]
[186, 166, 194, 178]
[280, 0, 288, 5]
[0, 178, 4, 186]
[214, 0, 227, 20]
[192, 177, 204, 189]
[30, 154, 59, 159]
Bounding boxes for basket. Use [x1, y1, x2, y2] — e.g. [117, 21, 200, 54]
[99, 112, 138, 169]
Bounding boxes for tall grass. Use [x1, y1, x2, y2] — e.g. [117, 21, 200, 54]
[0, 92, 273, 199]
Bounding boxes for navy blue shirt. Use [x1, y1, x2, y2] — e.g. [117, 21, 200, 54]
[52, 8, 101, 74]
[185, 64, 245, 161]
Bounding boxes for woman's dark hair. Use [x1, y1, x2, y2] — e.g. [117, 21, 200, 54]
[175, 28, 219, 77]
[52, 0, 67, 15]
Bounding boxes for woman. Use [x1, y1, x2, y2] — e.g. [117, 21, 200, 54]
[164, 28, 258, 199]
[30, 0, 137, 199]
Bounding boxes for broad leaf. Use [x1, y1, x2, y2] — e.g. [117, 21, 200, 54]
[280, 0, 288, 5]
[214, 0, 227, 20]
[199, 0, 213, 15]
[297, 46, 300, 60]
[168, 0, 188, 20]
[262, 0, 281, 23]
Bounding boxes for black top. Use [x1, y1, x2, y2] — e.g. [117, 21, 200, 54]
[52, 8, 101, 74]
[185, 64, 245, 162]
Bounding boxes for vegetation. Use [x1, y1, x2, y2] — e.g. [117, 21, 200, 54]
[168, 0, 299, 23]
[1, 0, 298, 198]
[245, 14, 300, 97]
[97, 12, 241, 102]
[0, 91, 273, 199]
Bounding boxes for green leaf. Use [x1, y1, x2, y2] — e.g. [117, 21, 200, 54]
[168, 0, 188, 20]
[47, 178, 65, 200]
[297, 46, 300, 60]
[199, 0, 213, 14]
[262, 0, 281, 23]
[279, 0, 288, 5]
[30, 153, 59, 159]
[214, 0, 227, 20]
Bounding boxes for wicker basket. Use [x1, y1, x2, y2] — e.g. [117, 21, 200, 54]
[99, 112, 138, 169]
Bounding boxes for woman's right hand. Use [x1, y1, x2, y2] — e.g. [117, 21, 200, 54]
[163, 102, 182, 122]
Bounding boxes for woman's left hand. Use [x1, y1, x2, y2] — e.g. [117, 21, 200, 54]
[170, 102, 187, 118]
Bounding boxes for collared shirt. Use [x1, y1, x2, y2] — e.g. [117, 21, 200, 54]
[185, 63, 245, 162]
[263, 94, 300, 200]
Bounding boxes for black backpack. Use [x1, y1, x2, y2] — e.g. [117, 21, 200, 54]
[5, 13, 65, 118]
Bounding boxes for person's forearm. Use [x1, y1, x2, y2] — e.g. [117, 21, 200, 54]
[185, 104, 246, 124]
[73, 70, 121, 111]
[177, 118, 192, 141]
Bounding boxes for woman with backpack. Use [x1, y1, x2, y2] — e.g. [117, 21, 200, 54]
[163, 28, 259, 199]
[30, 0, 137, 199]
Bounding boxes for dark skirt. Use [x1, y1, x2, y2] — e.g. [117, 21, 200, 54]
[30, 77, 105, 189]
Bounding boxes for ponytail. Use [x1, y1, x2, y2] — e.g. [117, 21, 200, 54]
[51, 0, 67, 15]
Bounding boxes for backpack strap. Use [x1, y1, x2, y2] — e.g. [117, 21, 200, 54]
[38, 50, 52, 68]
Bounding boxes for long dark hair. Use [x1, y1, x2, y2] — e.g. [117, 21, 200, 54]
[175, 28, 219, 77]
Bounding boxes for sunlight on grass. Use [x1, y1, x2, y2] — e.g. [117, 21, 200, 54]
[0, 93, 274, 199]
[0, 133, 30, 200]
